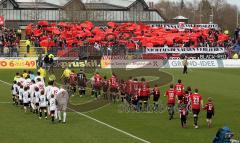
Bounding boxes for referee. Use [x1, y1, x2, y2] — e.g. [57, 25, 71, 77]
[182, 56, 188, 74]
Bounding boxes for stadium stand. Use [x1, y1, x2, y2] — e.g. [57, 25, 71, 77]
[24, 21, 231, 57]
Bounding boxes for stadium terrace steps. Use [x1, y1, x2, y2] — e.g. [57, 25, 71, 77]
[19, 40, 37, 57]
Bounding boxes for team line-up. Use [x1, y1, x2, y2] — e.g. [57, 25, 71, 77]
[11, 68, 214, 128]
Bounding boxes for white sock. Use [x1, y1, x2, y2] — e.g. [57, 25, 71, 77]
[48, 107, 50, 115]
[63, 112, 66, 122]
[55, 110, 58, 119]
[58, 111, 61, 120]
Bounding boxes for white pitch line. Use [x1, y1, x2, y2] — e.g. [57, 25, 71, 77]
[0, 79, 12, 86]
[0, 102, 11, 104]
[68, 107, 151, 143]
[0, 79, 151, 143]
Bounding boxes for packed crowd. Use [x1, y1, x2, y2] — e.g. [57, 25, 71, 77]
[0, 26, 20, 57]
[60, 67, 215, 129]
[25, 21, 230, 51]
[12, 70, 69, 123]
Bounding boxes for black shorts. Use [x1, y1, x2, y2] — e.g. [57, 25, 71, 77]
[142, 96, 149, 101]
[23, 103, 29, 107]
[168, 103, 175, 107]
[192, 109, 200, 115]
[93, 85, 101, 91]
[78, 86, 86, 91]
[132, 100, 138, 105]
[12, 94, 16, 97]
[50, 110, 55, 115]
[39, 107, 47, 110]
[207, 111, 213, 119]
[181, 115, 187, 121]
[126, 94, 132, 103]
[35, 103, 39, 106]
[102, 86, 108, 92]
[20, 100, 23, 105]
[110, 87, 118, 93]
[178, 96, 183, 101]
[153, 96, 160, 102]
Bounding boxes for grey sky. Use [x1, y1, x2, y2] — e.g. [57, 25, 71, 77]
[12, 0, 240, 9]
[146, 0, 240, 9]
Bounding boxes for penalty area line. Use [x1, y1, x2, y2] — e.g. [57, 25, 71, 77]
[68, 107, 151, 143]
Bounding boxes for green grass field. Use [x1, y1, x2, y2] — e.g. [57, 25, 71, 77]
[0, 68, 239, 143]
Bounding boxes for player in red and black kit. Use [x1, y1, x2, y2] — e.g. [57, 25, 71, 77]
[119, 80, 126, 102]
[132, 78, 139, 97]
[204, 97, 215, 128]
[69, 70, 77, 96]
[152, 85, 160, 112]
[102, 76, 109, 100]
[179, 104, 187, 128]
[138, 84, 150, 112]
[93, 72, 102, 99]
[108, 73, 119, 103]
[77, 70, 87, 97]
[125, 77, 133, 104]
[174, 79, 185, 102]
[189, 89, 203, 129]
[185, 86, 192, 112]
[165, 84, 177, 120]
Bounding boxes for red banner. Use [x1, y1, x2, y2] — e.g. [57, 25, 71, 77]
[0, 16, 4, 26]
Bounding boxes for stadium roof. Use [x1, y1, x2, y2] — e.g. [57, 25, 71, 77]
[17, 2, 60, 9]
[173, 15, 188, 20]
[8, 0, 148, 9]
[14, 0, 71, 7]
[84, 0, 135, 8]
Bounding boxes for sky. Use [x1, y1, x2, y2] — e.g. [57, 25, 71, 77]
[12, 0, 240, 8]
[145, 0, 240, 9]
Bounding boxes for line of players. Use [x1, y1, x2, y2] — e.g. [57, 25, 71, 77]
[12, 71, 68, 123]
[67, 71, 215, 129]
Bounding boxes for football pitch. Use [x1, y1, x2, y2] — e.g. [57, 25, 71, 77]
[0, 68, 239, 143]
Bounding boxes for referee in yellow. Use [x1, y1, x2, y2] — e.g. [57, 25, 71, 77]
[182, 56, 189, 74]
[22, 70, 29, 78]
[38, 66, 46, 81]
[61, 66, 72, 85]
[14, 72, 21, 81]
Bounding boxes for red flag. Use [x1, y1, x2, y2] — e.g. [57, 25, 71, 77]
[107, 22, 118, 28]
[0, 16, 4, 25]
[33, 29, 43, 37]
[38, 20, 48, 26]
[58, 22, 67, 27]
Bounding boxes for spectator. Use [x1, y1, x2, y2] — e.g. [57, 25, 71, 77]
[12, 44, 18, 57]
[232, 53, 239, 59]
[3, 46, 9, 56]
[44, 54, 49, 69]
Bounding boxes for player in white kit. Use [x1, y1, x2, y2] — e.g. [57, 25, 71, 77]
[29, 80, 37, 113]
[18, 85, 24, 106]
[49, 94, 57, 123]
[11, 81, 18, 105]
[35, 72, 44, 84]
[34, 87, 41, 114]
[39, 91, 48, 119]
[22, 87, 30, 112]
[45, 81, 54, 115]
[24, 75, 32, 88]
[36, 78, 45, 92]
[17, 75, 25, 86]
[56, 87, 69, 123]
